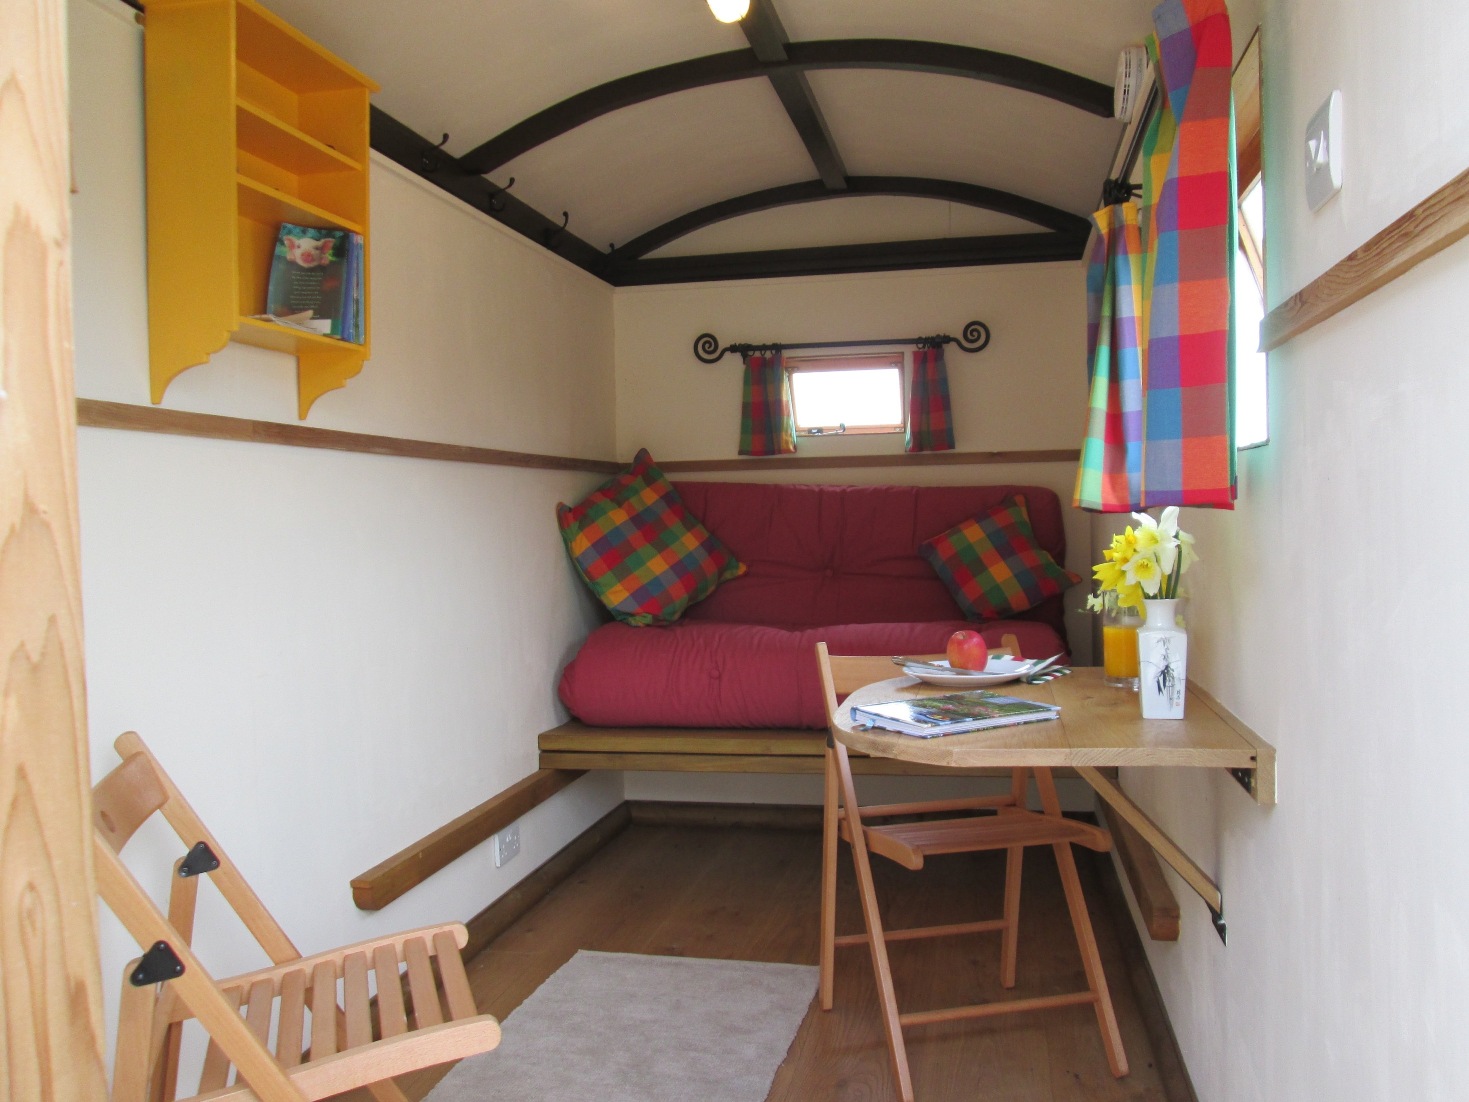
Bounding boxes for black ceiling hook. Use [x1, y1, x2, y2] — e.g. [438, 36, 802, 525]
[485, 176, 515, 214]
[421, 133, 451, 174]
[543, 210, 570, 249]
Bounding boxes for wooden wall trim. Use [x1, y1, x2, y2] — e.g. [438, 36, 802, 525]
[77, 400, 1077, 473]
[660, 449, 1079, 474]
[351, 768, 586, 911]
[1262, 166, 1469, 351]
[76, 399, 623, 475]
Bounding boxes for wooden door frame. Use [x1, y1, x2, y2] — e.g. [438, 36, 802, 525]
[2, 0, 110, 1096]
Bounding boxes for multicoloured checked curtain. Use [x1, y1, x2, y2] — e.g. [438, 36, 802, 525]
[1074, 203, 1146, 511]
[737, 351, 796, 457]
[1144, 0, 1236, 507]
[906, 344, 955, 453]
[1075, 0, 1237, 512]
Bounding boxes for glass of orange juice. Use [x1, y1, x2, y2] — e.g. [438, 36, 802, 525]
[1101, 591, 1141, 690]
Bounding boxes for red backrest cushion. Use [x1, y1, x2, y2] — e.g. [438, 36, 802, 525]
[673, 482, 1069, 633]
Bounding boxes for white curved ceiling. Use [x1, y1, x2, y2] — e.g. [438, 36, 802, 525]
[263, 0, 1162, 276]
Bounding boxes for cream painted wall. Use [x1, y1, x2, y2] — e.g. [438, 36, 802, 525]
[1113, 1, 1469, 1099]
[614, 264, 1087, 459]
[69, 0, 621, 1067]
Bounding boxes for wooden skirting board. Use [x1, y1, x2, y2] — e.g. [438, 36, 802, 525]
[1262, 165, 1469, 351]
[77, 399, 1074, 473]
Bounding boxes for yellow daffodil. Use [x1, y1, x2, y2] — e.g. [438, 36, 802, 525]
[1088, 512, 1196, 611]
[1114, 581, 1145, 609]
[1124, 550, 1164, 595]
[1178, 529, 1199, 572]
[1085, 592, 1104, 613]
[1131, 508, 1180, 575]
[1092, 559, 1126, 590]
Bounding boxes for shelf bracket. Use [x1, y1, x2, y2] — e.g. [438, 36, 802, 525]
[1074, 765, 1227, 942]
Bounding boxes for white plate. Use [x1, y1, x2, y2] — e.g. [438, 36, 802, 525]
[901, 655, 1036, 688]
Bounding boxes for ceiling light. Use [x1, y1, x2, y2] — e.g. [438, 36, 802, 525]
[707, 0, 750, 23]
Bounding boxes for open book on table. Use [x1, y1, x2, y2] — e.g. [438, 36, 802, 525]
[850, 689, 1060, 739]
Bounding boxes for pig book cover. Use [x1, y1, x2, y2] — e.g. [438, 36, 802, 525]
[263, 223, 363, 342]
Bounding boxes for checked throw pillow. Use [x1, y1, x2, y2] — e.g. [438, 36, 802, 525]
[919, 497, 1081, 620]
[557, 449, 745, 626]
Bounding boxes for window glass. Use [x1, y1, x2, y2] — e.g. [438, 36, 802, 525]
[1233, 29, 1267, 450]
[1234, 240, 1269, 448]
[787, 354, 904, 435]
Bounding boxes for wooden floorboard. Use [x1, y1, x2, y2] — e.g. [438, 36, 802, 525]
[354, 822, 1189, 1102]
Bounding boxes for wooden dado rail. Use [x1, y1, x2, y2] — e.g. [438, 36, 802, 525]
[351, 769, 585, 910]
[1262, 165, 1469, 350]
[76, 400, 1077, 472]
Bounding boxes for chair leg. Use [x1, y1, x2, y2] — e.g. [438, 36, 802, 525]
[999, 766, 1029, 988]
[837, 751, 915, 1102]
[1034, 768, 1128, 1078]
[1000, 845, 1023, 989]
[819, 744, 840, 1011]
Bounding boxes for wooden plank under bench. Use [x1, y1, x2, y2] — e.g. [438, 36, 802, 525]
[541, 721, 1074, 777]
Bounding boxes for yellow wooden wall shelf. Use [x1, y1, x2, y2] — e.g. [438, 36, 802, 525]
[143, 0, 378, 418]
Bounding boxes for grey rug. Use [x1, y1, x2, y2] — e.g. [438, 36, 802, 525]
[425, 950, 816, 1102]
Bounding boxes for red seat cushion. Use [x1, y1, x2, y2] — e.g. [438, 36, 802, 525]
[558, 619, 1069, 730]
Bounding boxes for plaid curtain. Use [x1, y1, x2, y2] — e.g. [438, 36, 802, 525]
[1076, 0, 1237, 512]
[1140, 0, 1237, 508]
[906, 344, 955, 453]
[737, 351, 796, 456]
[1074, 203, 1146, 511]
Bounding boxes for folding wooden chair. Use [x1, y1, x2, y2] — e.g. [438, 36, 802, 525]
[93, 732, 501, 1102]
[815, 643, 1127, 1102]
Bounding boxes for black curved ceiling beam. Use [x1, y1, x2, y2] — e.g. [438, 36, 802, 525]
[459, 40, 1113, 176]
[609, 176, 1091, 262]
[609, 231, 1088, 286]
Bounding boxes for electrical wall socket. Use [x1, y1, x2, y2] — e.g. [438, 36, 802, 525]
[494, 822, 521, 868]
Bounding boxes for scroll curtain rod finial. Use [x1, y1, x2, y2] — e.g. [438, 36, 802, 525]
[692, 321, 991, 364]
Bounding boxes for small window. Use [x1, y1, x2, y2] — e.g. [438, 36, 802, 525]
[1234, 178, 1268, 449]
[787, 353, 905, 436]
[1233, 30, 1268, 450]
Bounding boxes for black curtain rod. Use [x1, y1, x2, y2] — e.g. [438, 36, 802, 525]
[1099, 83, 1161, 208]
[693, 320, 990, 364]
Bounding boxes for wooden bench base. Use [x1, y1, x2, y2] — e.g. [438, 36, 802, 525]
[540, 721, 1020, 776]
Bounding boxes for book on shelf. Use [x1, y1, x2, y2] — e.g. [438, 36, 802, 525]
[262, 223, 364, 343]
[850, 689, 1060, 739]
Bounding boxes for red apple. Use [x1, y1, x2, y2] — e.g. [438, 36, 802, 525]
[946, 630, 990, 672]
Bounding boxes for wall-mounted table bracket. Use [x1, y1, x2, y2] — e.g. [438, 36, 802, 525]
[1210, 906, 1227, 943]
[1075, 766, 1224, 921]
[1228, 767, 1257, 797]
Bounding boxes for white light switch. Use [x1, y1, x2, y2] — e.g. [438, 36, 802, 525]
[1304, 90, 1343, 211]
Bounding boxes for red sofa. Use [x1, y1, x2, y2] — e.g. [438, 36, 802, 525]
[557, 482, 1074, 730]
